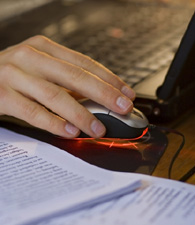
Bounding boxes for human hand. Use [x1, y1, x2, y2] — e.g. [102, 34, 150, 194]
[0, 35, 135, 138]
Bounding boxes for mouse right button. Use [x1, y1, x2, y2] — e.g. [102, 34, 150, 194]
[109, 108, 148, 128]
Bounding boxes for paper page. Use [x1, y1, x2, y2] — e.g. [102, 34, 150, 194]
[35, 174, 195, 225]
[0, 128, 141, 225]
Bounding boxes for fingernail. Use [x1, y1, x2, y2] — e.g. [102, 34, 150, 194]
[121, 85, 136, 100]
[91, 120, 106, 137]
[116, 96, 132, 111]
[65, 123, 79, 136]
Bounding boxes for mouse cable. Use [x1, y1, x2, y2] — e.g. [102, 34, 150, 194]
[148, 124, 185, 180]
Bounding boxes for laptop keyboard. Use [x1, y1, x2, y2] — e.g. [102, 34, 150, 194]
[42, 1, 193, 87]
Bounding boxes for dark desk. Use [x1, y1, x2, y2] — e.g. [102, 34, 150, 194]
[153, 108, 195, 184]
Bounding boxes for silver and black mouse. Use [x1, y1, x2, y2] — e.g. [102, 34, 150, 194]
[79, 99, 149, 139]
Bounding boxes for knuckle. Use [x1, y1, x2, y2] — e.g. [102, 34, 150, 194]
[77, 53, 97, 70]
[11, 44, 34, 61]
[42, 84, 63, 103]
[46, 115, 59, 131]
[70, 67, 87, 84]
[0, 63, 15, 77]
[76, 52, 107, 74]
[27, 35, 48, 45]
[74, 106, 92, 126]
[22, 102, 40, 122]
[112, 75, 125, 89]
[0, 63, 18, 83]
[74, 108, 85, 122]
[97, 85, 119, 108]
[98, 84, 113, 99]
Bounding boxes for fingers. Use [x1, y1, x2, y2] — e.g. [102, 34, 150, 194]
[3, 40, 134, 115]
[22, 35, 136, 100]
[0, 64, 106, 138]
[0, 35, 136, 138]
[0, 86, 79, 138]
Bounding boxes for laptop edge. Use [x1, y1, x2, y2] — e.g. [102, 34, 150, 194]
[134, 12, 195, 121]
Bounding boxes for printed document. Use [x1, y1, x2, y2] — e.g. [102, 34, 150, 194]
[0, 128, 141, 225]
[0, 128, 195, 225]
[37, 174, 195, 225]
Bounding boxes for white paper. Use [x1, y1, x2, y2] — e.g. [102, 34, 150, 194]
[0, 128, 141, 225]
[36, 175, 195, 225]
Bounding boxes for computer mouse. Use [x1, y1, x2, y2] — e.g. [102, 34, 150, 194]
[79, 99, 149, 139]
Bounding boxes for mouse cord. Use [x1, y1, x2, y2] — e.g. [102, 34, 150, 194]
[148, 124, 185, 180]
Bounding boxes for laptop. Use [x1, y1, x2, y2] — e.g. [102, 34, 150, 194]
[0, 0, 194, 122]
[133, 9, 195, 121]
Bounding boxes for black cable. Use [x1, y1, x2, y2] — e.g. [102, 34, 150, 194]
[179, 165, 195, 182]
[149, 124, 185, 179]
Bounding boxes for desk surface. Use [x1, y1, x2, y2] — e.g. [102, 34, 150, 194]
[153, 108, 195, 184]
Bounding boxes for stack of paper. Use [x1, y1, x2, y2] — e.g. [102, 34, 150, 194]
[0, 128, 194, 225]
